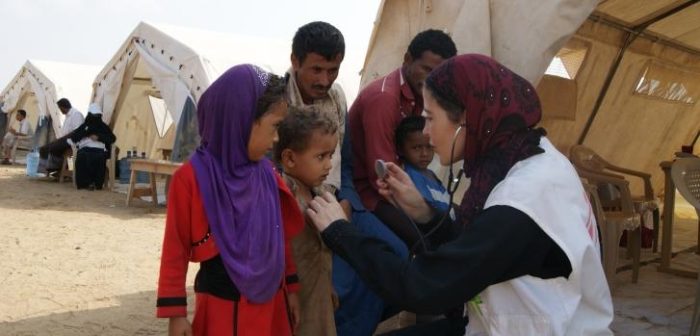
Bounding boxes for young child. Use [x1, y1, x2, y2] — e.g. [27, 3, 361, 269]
[395, 116, 450, 214]
[274, 106, 339, 336]
[157, 65, 304, 336]
[373, 116, 451, 249]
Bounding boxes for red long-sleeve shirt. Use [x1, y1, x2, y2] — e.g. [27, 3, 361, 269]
[349, 68, 424, 211]
[157, 162, 303, 317]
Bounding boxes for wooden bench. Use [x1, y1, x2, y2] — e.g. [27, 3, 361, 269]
[126, 158, 182, 207]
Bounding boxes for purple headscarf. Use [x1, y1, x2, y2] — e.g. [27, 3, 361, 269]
[190, 64, 284, 303]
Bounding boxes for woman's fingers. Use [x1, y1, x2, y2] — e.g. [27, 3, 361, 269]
[321, 191, 336, 203]
[308, 196, 327, 212]
[306, 208, 322, 228]
[385, 174, 407, 192]
[385, 162, 411, 183]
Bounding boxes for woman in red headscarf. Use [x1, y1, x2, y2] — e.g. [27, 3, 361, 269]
[306, 54, 614, 335]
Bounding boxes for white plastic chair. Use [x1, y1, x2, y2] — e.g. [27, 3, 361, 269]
[670, 158, 700, 335]
[577, 169, 642, 288]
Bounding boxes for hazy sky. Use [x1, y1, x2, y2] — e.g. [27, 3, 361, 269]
[0, 0, 382, 88]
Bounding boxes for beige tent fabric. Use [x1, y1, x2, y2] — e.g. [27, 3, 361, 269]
[92, 22, 298, 161]
[361, 0, 491, 87]
[596, 0, 700, 54]
[1, 60, 99, 135]
[538, 75, 578, 120]
[596, 0, 683, 26]
[109, 80, 177, 161]
[538, 20, 626, 154]
[361, 0, 598, 202]
[539, 17, 700, 196]
[361, 0, 598, 88]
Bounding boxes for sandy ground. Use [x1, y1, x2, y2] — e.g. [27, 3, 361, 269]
[0, 164, 194, 335]
[0, 161, 698, 335]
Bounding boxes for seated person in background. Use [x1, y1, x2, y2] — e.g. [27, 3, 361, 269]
[69, 104, 116, 190]
[39, 98, 84, 173]
[374, 116, 450, 250]
[274, 106, 340, 336]
[1, 109, 31, 165]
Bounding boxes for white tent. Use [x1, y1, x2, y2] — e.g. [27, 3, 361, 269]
[91, 21, 362, 161]
[1, 60, 99, 136]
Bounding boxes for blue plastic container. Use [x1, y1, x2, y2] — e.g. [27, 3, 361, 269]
[26, 150, 40, 177]
[118, 158, 150, 184]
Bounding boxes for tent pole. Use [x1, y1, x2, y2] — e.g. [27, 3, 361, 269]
[590, 14, 700, 57]
[575, 33, 632, 145]
[576, 0, 700, 144]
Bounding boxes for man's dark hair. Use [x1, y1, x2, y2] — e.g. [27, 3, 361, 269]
[56, 98, 72, 109]
[395, 116, 426, 152]
[17, 109, 27, 118]
[292, 21, 345, 64]
[255, 74, 287, 120]
[408, 29, 457, 60]
[274, 106, 338, 163]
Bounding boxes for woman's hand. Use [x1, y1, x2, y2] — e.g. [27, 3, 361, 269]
[168, 317, 192, 336]
[377, 162, 433, 223]
[307, 192, 348, 232]
[287, 291, 301, 334]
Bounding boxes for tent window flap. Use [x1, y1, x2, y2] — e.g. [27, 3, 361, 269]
[544, 39, 590, 80]
[148, 95, 174, 138]
[634, 60, 700, 105]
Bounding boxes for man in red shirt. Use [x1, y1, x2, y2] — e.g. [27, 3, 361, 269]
[349, 30, 457, 212]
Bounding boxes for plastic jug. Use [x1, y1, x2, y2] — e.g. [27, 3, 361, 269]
[26, 150, 40, 177]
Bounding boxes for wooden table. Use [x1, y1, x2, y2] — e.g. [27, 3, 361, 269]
[658, 160, 698, 278]
[126, 159, 182, 207]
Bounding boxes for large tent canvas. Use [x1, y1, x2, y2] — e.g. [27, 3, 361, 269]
[537, 0, 700, 195]
[91, 21, 362, 163]
[360, 0, 598, 201]
[361, 0, 599, 88]
[0, 60, 99, 143]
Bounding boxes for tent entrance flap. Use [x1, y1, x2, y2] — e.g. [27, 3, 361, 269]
[171, 97, 198, 163]
[148, 96, 174, 138]
[133, 42, 191, 125]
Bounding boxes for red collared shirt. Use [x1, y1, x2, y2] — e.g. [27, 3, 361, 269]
[348, 68, 423, 211]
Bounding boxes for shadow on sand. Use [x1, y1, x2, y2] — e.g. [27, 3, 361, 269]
[0, 290, 195, 336]
[0, 165, 166, 220]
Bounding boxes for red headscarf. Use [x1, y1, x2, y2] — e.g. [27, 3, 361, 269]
[426, 54, 546, 227]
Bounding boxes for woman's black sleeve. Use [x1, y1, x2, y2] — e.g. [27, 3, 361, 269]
[322, 205, 572, 314]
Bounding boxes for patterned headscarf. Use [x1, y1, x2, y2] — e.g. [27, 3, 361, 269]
[426, 54, 546, 227]
[190, 64, 285, 303]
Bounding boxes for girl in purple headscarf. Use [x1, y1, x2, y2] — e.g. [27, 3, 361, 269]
[156, 64, 304, 336]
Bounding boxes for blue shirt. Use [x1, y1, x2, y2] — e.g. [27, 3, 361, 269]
[404, 163, 450, 213]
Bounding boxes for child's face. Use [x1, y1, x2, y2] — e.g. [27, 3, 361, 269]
[400, 131, 434, 170]
[247, 101, 288, 161]
[283, 130, 338, 188]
